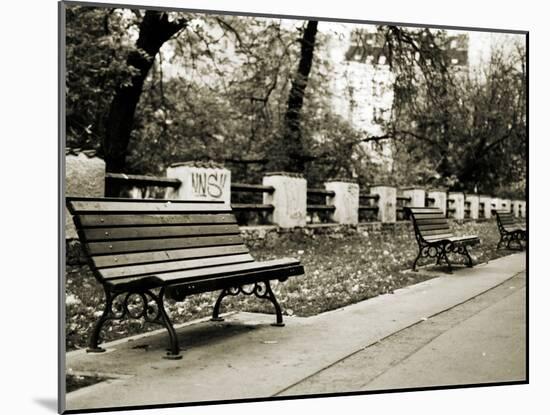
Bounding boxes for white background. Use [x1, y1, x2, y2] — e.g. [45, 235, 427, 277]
[0, 0, 546, 414]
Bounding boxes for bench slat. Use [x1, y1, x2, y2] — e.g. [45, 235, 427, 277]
[411, 213, 447, 220]
[109, 264, 304, 291]
[82, 224, 240, 241]
[502, 226, 525, 232]
[419, 228, 453, 237]
[423, 233, 455, 241]
[154, 258, 302, 284]
[447, 235, 479, 243]
[101, 253, 255, 280]
[87, 234, 244, 255]
[79, 213, 237, 227]
[416, 223, 451, 231]
[68, 199, 228, 214]
[423, 235, 479, 244]
[415, 218, 448, 225]
[93, 245, 250, 268]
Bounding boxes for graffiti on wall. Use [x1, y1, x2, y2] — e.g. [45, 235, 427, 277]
[191, 172, 228, 199]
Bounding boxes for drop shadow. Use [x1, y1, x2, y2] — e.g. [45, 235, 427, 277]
[34, 397, 58, 413]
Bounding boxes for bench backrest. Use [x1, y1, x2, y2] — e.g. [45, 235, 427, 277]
[495, 210, 519, 231]
[404, 207, 454, 244]
[66, 197, 254, 285]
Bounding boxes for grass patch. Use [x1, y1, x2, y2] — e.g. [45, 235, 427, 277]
[65, 220, 521, 351]
[66, 373, 109, 393]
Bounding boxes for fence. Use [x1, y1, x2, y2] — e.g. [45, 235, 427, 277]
[230, 183, 274, 225]
[68, 155, 527, 230]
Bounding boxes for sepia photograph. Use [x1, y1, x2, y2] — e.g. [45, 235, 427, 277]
[60, 1, 527, 413]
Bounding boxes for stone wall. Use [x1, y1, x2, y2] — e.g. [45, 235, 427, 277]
[65, 151, 106, 239]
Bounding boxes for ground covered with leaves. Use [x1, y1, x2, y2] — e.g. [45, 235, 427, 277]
[66, 221, 518, 351]
[66, 373, 110, 393]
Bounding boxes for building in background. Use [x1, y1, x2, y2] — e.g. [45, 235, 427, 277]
[322, 23, 470, 171]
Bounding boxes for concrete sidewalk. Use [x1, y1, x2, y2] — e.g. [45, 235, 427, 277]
[65, 252, 526, 412]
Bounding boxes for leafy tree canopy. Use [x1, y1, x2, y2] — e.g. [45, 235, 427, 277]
[66, 5, 526, 197]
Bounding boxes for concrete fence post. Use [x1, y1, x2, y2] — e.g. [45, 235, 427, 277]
[465, 194, 480, 220]
[478, 195, 492, 219]
[518, 201, 527, 218]
[401, 187, 426, 207]
[491, 197, 502, 213]
[165, 162, 231, 207]
[427, 189, 448, 216]
[370, 185, 397, 223]
[512, 200, 521, 218]
[324, 180, 359, 225]
[447, 192, 465, 221]
[65, 150, 106, 239]
[500, 199, 512, 212]
[262, 172, 307, 228]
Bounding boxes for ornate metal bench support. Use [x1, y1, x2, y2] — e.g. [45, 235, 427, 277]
[413, 242, 473, 273]
[87, 286, 181, 360]
[498, 230, 525, 251]
[412, 244, 443, 272]
[443, 242, 474, 271]
[436, 245, 453, 272]
[211, 280, 285, 326]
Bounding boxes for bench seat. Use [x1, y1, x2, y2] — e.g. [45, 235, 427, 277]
[404, 207, 480, 272]
[67, 197, 305, 359]
[108, 258, 303, 292]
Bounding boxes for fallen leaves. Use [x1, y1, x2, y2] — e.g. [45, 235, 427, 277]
[65, 220, 513, 351]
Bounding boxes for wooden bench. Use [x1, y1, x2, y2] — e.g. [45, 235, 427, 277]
[66, 197, 304, 360]
[404, 207, 480, 272]
[494, 210, 526, 250]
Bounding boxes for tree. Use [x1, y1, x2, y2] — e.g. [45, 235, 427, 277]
[267, 20, 319, 172]
[103, 11, 188, 175]
[125, 15, 302, 182]
[65, 6, 138, 150]
[359, 27, 526, 196]
[65, 5, 188, 180]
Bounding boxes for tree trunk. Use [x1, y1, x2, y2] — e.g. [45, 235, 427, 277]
[103, 12, 186, 193]
[268, 20, 318, 173]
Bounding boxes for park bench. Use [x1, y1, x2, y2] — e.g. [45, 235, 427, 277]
[404, 207, 480, 272]
[494, 209, 526, 250]
[66, 197, 304, 360]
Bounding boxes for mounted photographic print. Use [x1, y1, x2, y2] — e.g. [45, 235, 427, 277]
[59, 0, 528, 413]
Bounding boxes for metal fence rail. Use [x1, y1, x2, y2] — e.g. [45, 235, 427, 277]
[105, 173, 181, 188]
[231, 183, 274, 194]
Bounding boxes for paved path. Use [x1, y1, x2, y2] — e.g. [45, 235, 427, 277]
[279, 272, 525, 395]
[65, 253, 526, 412]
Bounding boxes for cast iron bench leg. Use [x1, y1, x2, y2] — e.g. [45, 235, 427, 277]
[462, 245, 474, 267]
[211, 281, 285, 327]
[157, 287, 182, 360]
[440, 244, 453, 273]
[497, 234, 505, 250]
[87, 286, 112, 353]
[211, 288, 229, 322]
[265, 281, 285, 327]
[412, 243, 428, 272]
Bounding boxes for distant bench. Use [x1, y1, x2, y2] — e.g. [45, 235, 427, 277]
[67, 197, 304, 360]
[405, 207, 480, 272]
[494, 210, 526, 250]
